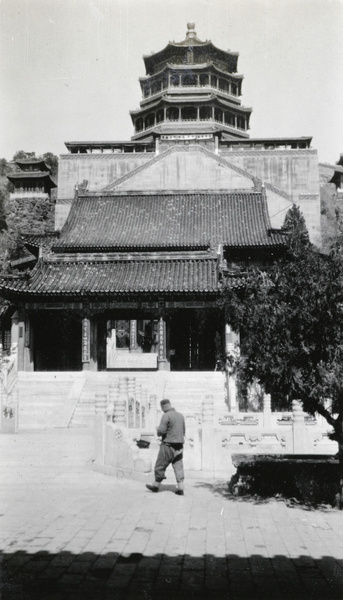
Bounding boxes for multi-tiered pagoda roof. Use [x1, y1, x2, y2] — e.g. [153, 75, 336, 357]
[130, 23, 251, 142]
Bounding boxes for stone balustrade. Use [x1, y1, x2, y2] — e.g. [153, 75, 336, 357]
[94, 395, 337, 480]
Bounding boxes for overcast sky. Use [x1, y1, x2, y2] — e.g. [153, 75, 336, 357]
[1, 0, 342, 164]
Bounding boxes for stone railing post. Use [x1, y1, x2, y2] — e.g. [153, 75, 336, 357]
[135, 383, 142, 428]
[127, 377, 135, 402]
[263, 393, 272, 428]
[201, 395, 215, 472]
[141, 388, 148, 429]
[118, 377, 128, 427]
[127, 377, 135, 428]
[227, 373, 237, 412]
[113, 398, 127, 425]
[108, 383, 119, 420]
[94, 394, 107, 464]
[149, 394, 157, 431]
[292, 399, 306, 453]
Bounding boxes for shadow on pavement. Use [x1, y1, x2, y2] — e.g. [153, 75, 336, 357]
[1, 548, 343, 600]
[193, 481, 338, 512]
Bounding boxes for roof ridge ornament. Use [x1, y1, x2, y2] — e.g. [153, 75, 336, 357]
[186, 22, 196, 39]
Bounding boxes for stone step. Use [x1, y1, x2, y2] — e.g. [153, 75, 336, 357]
[14, 371, 227, 429]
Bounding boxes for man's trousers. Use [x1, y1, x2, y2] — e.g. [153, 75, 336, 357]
[154, 442, 184, 483]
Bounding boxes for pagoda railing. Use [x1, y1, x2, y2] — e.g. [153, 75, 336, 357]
[136, 118, 246, 134]
[143, 84, 239, 101]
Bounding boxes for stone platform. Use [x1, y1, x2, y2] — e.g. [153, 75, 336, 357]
[1, 428, 343, 599]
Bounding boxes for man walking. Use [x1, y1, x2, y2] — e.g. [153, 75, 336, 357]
[146, 399, 185, 495]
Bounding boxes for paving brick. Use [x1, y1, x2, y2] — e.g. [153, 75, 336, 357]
[2, 430, 343, 599]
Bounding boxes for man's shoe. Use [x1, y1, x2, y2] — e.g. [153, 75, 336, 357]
[175, 490, 184, 496]
[146, 484, 159, 493]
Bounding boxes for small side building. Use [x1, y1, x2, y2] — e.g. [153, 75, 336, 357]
[7, 158, 56, 200]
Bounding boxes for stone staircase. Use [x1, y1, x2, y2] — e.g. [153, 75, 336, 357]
[15, 371, 228, 430]
[16, 372, 85, 429]
[161, 371, 227, 418]
[69, 371, 166, 428]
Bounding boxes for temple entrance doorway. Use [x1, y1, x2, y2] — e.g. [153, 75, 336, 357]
[169, 310, 223, 371]
[33, 311, 82, 371]
[97, 317, 159, 371]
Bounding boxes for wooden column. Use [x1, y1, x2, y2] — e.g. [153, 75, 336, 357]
[157, 316, 167, 370]
[10, 311, 19, 349]
[130, 320, 137, 351]
[17, 310, 25, 372]
[82, 316, 90, 371]
[24, 315, 34, 372]
[90, 318, 98, 371]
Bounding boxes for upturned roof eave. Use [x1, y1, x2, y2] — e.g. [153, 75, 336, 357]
[139, 63, 244, 83]
[129, 95, 251, 116]
[7, 172, 57, 187]
[143, 41, 239, 74]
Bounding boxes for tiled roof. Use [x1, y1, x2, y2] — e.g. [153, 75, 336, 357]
[144, 41, 238, 74]
[15, 159, 50, 171]
[2, 257, 219, 296]
[54, 191, 283, 252]
[22, 232, 59, 248]
[7, 172, 53, 180]
[10, 254, 37, 269]
[7, 172, 57, 187]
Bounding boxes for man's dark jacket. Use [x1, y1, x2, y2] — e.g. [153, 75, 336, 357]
[157, 407, 185, 445]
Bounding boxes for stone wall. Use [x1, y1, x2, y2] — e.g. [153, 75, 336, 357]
[221, 148, 320, 244]
[56, 145, 321, 243]
[57, 153, 152, 199]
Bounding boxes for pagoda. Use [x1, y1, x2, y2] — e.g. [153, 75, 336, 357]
[7, 158, 56, 199]
[130, 23, 251, 150]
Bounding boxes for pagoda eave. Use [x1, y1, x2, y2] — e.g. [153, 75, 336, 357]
[139, 90, 242, 110]
[130, 95, 250, 118]
[7, 172, 57, 188]
[144, 42, 239, 76]
[139, 64, 244, 84]
[130, 122, 250, 140]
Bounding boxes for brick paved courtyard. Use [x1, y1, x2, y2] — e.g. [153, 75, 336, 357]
[1, 429, 343, 599]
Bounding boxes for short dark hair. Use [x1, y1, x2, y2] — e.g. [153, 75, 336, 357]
[160, 399, 171, 408]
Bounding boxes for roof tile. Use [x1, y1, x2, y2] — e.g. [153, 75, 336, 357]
[54, 191, 283, 252]
[3, 258, 220, 296]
